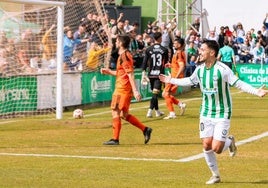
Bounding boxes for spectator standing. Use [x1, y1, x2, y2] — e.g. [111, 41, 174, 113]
[134, 34, 146, 68]
[41, 24, 57, 69]
[123, 19, 133, 33]
[218, 26, 226, 48]
[73, 23, 88, 65]
[238, 39, 253, 63]
[252, 41, 265, 64]
[110, 20, 125, 68]
[192, 17, 200, 32]
[235, 22, 245, 43]
[206, 28, 219, 42]
[185, 41, 198, 76]
[262, 13, 268, 38]
[160, 22, 173, 58]
[224, 26, 233, 38]
[63, 26, 88, 71]
[16, 48, 36, 74]
[128, 29, 139, 59]
[86, 41, 111, 70]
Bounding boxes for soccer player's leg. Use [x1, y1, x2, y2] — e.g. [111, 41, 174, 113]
[153, 79, 164, 117]
[162, 84, 176, 119]
[103, 95, 121, 145]
[121, 94, 153, 144]
[200, 117, 221, 184]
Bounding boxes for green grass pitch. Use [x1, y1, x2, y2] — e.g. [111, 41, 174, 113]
[0, 88, 267, 187]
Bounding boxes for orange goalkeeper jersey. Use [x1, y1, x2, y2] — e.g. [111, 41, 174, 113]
[170, 50, 186, 78]
[114, 50, 134, 95]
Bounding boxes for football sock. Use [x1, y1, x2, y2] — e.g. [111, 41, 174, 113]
[112, 117, 121, 140]
[222, 137, 232, 152]
[204, 149, 220, 177]
[164, 95, 173, 112]
[147, 109, 153, 113]
[178, 101, 184, 107]
[149, 97, 154, 109]
[152, 94, 159, 110]
[170, 95, 179, 105]
[126, 114, 145, 131]
[169, 111, 175, 116]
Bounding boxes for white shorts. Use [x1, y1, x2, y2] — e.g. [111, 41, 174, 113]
[199, 116, 230, 141]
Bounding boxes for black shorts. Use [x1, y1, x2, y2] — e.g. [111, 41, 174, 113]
[149, 78, 162, 91]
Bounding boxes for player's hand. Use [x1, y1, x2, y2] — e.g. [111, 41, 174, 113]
[257, 85, 268, 97]
[165, 63, 171, 68]
[159, 74, 171, 83]
[100, 68, 110, 74]
[141, 71, 149, 85]
[133, 91, 141, 101]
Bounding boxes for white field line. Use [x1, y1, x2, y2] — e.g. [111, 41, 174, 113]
[84, 90, 242, 117]
[84, 97, 201, 117]
[177, 131, 268, 162]
[0, 121, 17, 124]
[0, 131, 267, 163]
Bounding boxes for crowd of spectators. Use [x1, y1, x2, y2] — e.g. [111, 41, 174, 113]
[1, 9, 268, 77]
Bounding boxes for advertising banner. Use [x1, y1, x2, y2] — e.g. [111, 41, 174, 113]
[81, 72, 115, 103]
[81, 70, 153, 104]
[236, 64, 268, 87]
[0, 76, 37, 114]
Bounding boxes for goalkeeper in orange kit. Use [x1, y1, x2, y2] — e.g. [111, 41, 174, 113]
[162, 38, 187, 119]
[100, 34, 152, 145]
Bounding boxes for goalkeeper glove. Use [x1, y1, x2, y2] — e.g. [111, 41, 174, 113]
[141, 71, 150, 85]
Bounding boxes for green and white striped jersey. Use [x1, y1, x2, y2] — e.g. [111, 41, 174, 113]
[191, 61, 239, 119]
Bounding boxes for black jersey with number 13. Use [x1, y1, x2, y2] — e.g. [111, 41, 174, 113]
[142, 44, 169, 78]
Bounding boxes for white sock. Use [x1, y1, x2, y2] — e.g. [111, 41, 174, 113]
[222, 137, 232, 152]
[170, 111, 175, 116]
[204, 149, 220, 177]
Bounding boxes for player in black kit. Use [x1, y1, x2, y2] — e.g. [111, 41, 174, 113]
[141, 31, 169, 118]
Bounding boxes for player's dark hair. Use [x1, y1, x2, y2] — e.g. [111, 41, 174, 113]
[153, 31, 162, 41]
[174, 38, 185, 47]
[117, 34, 131, 49]
[202, 39, 219, 57]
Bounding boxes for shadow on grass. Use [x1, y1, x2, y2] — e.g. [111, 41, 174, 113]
[151, 142, 200, 146]
[223, 180, 268, 184]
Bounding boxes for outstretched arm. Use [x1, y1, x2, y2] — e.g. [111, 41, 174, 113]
[256, 85, 268, 97]
[159, 74, 194, 86]
[159, 74, 171, 83]
[234, 80, 268, 97]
